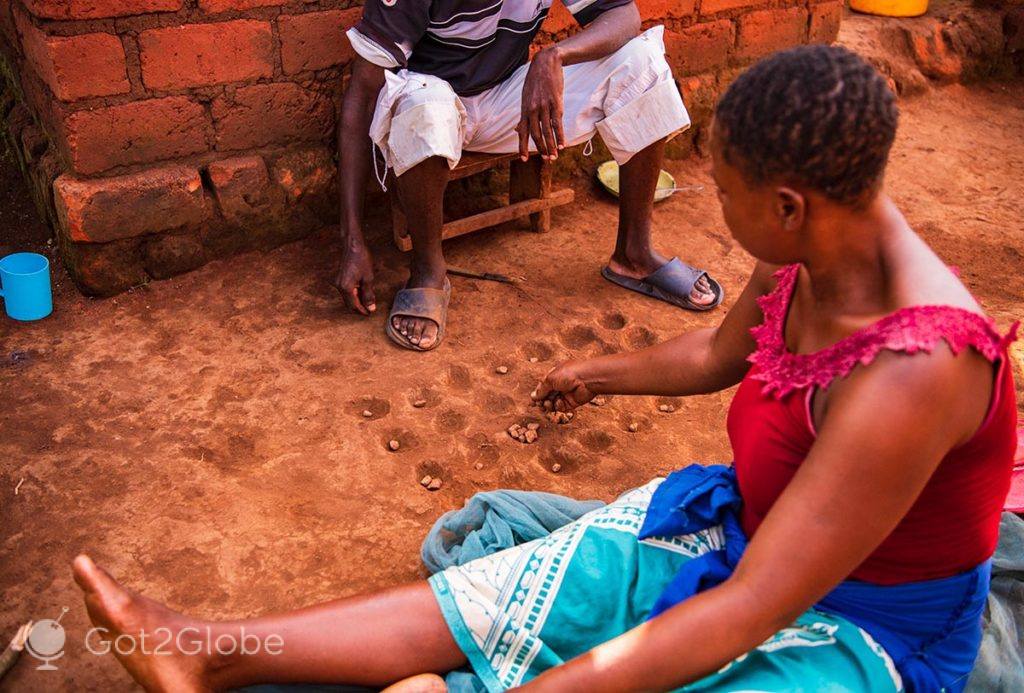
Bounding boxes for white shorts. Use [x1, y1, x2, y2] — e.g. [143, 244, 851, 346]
[361, 26, 691, 178]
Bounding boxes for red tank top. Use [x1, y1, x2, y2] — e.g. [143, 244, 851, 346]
[728, 265, 1019, 584]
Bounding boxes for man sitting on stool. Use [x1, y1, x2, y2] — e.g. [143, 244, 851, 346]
[336, 0, 724, 351]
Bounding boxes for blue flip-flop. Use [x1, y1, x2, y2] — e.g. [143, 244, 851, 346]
[601, 257, 724, 312]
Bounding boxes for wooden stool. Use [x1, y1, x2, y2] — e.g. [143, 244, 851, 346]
[390, 152, 575, 252]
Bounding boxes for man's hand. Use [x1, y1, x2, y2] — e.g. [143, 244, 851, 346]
[517, 47, 565, 162]
[532, 359, 595, 411]
[334, 242, 377, 315]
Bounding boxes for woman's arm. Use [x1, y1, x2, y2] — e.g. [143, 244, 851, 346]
[522, 343, 993, 691]
[533, 263, 777, 407]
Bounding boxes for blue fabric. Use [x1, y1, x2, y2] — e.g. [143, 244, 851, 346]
[638, 464, 991, 693]
[966, 512, 1024, 692]
[421, 490, 604, 693]
[421, 489, 604, 575]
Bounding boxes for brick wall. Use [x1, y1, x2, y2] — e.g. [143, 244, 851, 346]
[0, 0, 840, 296]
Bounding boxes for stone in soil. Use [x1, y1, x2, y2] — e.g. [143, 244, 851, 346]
[658, 404, 675, 413]
[496, 365, 509, 374]
[420, 475, 433, 487]
[551, 463, 562, 473]
[628, 422, 639, 433]
[413, 399, 427, 408]
[591, 397, 606, 407]
[474, 462, 484, 470]
[388, 439, 400, 451]
[427, 477, 443, 491]
[546, 411, 574, 425]
[362, 409, 373, 418]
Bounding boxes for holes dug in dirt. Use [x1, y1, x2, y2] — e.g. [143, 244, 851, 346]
[381, 428, 420, 453]
[560, 324, 600, 349]
[522, 340, 556, 361]
[601, 311, 627, 330]
[347, 396, 390, 420]
[579, 429, 614, 452]
[435, 408, 468, 433]
[627, 326, 658, 349]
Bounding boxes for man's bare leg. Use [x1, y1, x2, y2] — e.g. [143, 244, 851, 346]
[391, 156, 451, 349]
[73, 555, 464, 692]
[609, 138, 715, 306]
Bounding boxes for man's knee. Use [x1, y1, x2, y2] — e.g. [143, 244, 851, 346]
[388, 80, 465, 176]
[607, 30, 667, 78]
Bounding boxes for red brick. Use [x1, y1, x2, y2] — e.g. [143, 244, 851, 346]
[271, 147, 336, 205]
[54, 165, 207, 243]
[700, 0, 761, 18]
[666, 20, 734, 75]
[62, 96, 210, 174]
[22, 0, 182, 20]
[139, 20, 275, 90]
[207, 155, 281, 223]
[279, 8, 362, 75]
[638, 0, 697, 20]
[199, 0, 281, 12]
[542, 0, 576, 34]
[211, 82, 334, 150]
[736, 8, 808, 61]
[809, 2, 843, 44]
[16, 11, 129, 101]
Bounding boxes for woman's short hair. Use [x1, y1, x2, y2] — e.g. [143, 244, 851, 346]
[714, 45, 898, 205]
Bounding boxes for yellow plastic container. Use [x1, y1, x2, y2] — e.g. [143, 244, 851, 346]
[849, 0, 929, 18]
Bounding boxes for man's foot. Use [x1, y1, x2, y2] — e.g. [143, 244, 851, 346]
[73, 555, 213, 692]
[607, 254, 716, 306]
[391, 266, 447, 349]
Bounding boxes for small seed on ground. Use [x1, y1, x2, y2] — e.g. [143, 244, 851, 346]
[496, 365, 509, 374]
[427, 478, 443, 491]
[546, 411, 574, 425]
[420, 475, 433, 487]
[413, 399, 427, 408]
[526, 422, 540, 431]
[658, 404, 675, 413]
[474, 462, 484, 470]
[524, 429, 539, 443]
[529, 357, 538, 363]
[628, 422, 639, 433]
[551, 463, 562, 473]
[388, 439, 400, 451]
[362, 410, 373, 418]
[591, 397, 606, 407]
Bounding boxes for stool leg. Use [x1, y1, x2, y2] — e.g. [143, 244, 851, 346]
[509, 157, 551, 233]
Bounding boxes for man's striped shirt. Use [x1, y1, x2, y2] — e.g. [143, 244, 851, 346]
[352, 0, 633, 96]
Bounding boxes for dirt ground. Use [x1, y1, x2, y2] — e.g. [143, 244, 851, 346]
[1, 80, 1022, 690]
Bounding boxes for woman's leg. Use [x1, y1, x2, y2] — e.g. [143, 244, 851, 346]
[73, 555, 466, 692]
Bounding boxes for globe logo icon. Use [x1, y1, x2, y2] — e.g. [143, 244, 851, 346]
[26, 607, 68, 671]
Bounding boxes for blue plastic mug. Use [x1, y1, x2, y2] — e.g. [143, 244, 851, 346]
[0, 252, 53, 321]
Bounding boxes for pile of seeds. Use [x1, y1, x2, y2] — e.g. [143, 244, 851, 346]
[420, 475, 443, 491]
[545, 410, 574, 425]
[658, 404, 676, 413]
[508, 422, 540, 444]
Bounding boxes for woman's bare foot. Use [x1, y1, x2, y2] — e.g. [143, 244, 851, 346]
[382, 673, 447, 692]
[73, 555, 213, 692]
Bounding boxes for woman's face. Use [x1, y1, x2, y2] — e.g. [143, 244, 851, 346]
[710, 126, 803, 265]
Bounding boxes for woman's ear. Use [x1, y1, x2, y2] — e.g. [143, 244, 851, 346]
[774, 187, 805, 233]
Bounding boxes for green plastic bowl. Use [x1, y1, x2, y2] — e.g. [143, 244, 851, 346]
[597, 160, 676, 203]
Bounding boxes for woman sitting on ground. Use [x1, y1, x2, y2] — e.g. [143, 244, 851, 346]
[73, 46, 1017, 692]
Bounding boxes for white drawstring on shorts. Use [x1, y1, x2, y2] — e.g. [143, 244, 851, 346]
[372, 142, 388, 192]
[582, 137, 594, 157]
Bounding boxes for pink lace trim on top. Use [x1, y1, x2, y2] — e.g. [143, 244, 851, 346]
[748, 264, 1020, 399]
